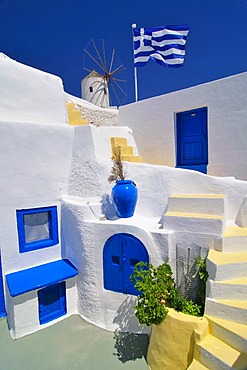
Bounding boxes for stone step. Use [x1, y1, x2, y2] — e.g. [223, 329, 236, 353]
[168, 194, 225, 216]
[215, 226, 247, 253]
[187, 359, 210, 369]
[207, 277, 247, 300]
[162, 212, 224, 234]
[205, 298, 247, 324]
[121, 155, 142, 162]
[206, 315, 247, 355]
[110, 137, 127, 147]
[207, 250, 247, 280]
[194, 333, 247, 370]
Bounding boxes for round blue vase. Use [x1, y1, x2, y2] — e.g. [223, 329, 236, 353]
[112, 180, 138, 218]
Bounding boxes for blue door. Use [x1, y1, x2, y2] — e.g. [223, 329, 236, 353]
[38, 282, 66, 325]
[0, 252, 6, 317]
[176, 107, 208, 174]
[103, 233, 149, 295]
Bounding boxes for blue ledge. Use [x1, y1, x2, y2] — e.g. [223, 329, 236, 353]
[6, 259, 78, 297]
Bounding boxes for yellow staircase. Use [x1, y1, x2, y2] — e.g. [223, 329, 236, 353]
[189, 233, 247, 369]
[66, 101, 88, 126]
[110, 137, 142, 163]
[163, 194, 247, 369]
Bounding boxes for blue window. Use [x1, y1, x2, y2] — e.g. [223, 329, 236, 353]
[16, 206, 59, 253]
[38, 282, 66, 325]
[103, 233, 149, 296]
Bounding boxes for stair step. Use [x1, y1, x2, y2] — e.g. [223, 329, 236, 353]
[205, 298, 247, 324]
[206, 315, 247, 354]
[168, 194, 225, 216]
[207, 250, 247, 280]
[110, 137, 127, 147]
[207, 278, 247, 300]
[121, 155, 142, 162]
[187, 359, 210, 369]
[162, 212, 224, 234]
[215, 226, 247, 253]
[195, 333, 247, 370]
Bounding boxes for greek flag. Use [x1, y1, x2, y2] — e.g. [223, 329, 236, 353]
[133, 25, 189, 68]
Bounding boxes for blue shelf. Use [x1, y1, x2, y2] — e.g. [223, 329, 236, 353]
[6, 259, 78, 297]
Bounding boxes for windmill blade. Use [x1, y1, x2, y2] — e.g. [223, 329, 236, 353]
[112, 80, 128, 97]
[102, 40, 107, 73]
[83, 39, 127, 107]
[92, 39, 107, 73]
[110, 81, 121, 106]
[84, 48, 106, 74]
[111, 75, 126, 82]
[83, 67, 95, 74]
[110, 64, 126, 76]
[109, 49, 115, 74]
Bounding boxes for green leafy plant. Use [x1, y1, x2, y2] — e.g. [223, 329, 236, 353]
[195, 257, 209, 313]
[130, 262, 201, 327]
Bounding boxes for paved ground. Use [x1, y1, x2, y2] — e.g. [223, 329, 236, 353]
[0, 315, 149, 370]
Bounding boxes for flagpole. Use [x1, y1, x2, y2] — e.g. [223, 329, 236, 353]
[132, 23, 138, 102]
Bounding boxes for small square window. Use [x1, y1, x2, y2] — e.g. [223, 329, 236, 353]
[112, 255, 120, 265]
[16, 206, 59, 253]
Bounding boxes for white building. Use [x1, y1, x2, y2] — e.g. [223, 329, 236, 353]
[0, 53, 246, 369]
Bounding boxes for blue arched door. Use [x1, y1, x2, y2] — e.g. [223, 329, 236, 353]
[103, 233, 149, 296]
[0, 252, 6, 317]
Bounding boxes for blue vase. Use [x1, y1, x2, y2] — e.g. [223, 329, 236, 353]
[112, 180, 138, 218]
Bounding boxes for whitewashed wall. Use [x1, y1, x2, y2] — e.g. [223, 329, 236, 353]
[119, 72, 247, 181]
[7, 278, 77, 339]
[0, 122, 74, 277]
[0, 53, 67, 125]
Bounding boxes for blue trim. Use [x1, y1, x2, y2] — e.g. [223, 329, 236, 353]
[16, 206, 59, 253]
[38, 282, 66, 325]
[6, 259, 78, 297]
[0, 253, 6, 317]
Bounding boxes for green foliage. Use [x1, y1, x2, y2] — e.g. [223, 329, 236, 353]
[195, 257, 209, 314]
[130, 262, 201, 327]
[195, 257, 209, 282]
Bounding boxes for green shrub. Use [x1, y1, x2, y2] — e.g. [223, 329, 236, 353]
[130, 262, 202, 326]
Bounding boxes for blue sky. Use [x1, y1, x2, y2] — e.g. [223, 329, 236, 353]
[1, 0, 247, 105]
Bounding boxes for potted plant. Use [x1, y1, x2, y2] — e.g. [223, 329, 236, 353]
[108, 145, 138, 218]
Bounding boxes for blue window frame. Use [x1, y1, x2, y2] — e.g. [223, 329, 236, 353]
[16, 206, 59, 253]
[38, 282, 66, 325]
[103, 233, 149, 296]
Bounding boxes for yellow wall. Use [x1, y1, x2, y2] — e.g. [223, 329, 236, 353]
[147, 309, 208, 370]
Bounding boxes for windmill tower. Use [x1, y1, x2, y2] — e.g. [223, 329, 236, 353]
[82, 70, 110, 108]
[82, 39, 127, 107]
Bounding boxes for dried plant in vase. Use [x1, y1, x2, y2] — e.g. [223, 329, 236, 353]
[108, 145, 126, 183]
[108, 145, 137, 218]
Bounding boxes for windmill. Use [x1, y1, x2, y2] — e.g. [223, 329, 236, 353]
[82, 39, 127, 108]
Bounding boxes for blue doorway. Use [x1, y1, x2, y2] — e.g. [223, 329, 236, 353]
[103, 233, 149, 296]
[0, 252, 6, 317]
[176, 107, 208, 174]
[38, 282, 66, 325]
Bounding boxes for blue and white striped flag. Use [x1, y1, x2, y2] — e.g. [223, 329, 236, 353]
[133, 25, 189, 68]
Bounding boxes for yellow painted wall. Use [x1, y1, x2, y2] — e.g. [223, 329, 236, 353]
[147, 308, 208, 370]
